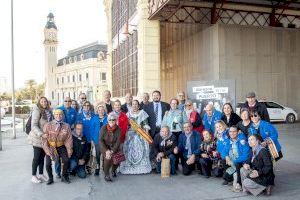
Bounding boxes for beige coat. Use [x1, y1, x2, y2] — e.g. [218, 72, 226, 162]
[27, 105, 50, 148]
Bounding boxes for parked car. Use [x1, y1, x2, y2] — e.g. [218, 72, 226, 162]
[236, 101, 298, 123]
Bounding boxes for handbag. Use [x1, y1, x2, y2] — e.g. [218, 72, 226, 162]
[161, 157, 171, 178]
[112, 151, 126, 165]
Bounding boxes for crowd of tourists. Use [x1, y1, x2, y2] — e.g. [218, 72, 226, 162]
[27, 90, 282, 196]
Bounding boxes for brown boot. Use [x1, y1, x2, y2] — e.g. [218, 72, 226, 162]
[266, 185, 272, 196]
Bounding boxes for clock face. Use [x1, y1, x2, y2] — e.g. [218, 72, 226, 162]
[48, 32, 56, 40]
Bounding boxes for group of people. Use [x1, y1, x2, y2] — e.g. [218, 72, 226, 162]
[27, 90, 282, 196]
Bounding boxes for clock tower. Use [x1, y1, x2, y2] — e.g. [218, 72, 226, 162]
[44, 12, 58, 103]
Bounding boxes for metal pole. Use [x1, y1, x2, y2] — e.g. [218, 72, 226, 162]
[11, 0, 16, 139]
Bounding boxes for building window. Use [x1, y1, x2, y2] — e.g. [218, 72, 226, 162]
[79, 74, 82, 82]
[73, 92, 76, 99]
[112, 0, 138, 39]
[57, 78, 59, 85]
[52, 91, 54, 99]
[69, 57, 72, 63]
[73, 75, 75, 82]
[62, 77, 64, 84]
[80, 54, 84, 61]
[57, 93, 60, 104]
[74, 56, 77, 62]
[112, 31, 138, 96]
[100, 72, 106, 81]
[68, 76, 70, 82]
[86, 73, 89, 80]
[62, 92, 65, 99]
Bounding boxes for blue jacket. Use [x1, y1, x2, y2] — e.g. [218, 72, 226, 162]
[248, 120, 281, 152]
[203, 110, 222, 134]
[76, 112, 96, 143]
[57, 105, 77, 129]
[223, 133, 250, 164]
[90, 114, 108, 145]
[215, 129, 230, 160]
[178, 131, 202, 159]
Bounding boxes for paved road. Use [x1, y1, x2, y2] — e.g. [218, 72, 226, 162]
[0, 123, 300, 200]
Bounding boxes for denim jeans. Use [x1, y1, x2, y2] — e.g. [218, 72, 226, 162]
[156, 154, 176, 175]
[69, 158, 87, 178]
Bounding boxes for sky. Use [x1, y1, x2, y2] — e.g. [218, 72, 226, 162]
[0, 0, 107, 90]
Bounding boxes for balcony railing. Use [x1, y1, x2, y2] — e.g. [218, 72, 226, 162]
[148, 0, 170, 19]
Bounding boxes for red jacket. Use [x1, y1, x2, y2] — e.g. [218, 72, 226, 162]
[189, 111, 204, 137]
[117, 112, 128, 143]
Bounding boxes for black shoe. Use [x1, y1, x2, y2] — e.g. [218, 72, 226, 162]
[94, 169, 100, 176]
[112, 171, 117, 177]
[56, 174, 61, 179]
[222, 180, 229, 185]
[46, 179, 54, 185]
[104, 176, 113, 182]
[70, 171, 76, 176]
[61, 176, 71, 184]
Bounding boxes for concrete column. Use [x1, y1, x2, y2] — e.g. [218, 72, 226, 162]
[137, 0, 161, 97]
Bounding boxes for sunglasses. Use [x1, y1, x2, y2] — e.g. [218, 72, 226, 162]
[81, 98, 87, 100]
[108, 119, 116, 121]
[250, 114, 258, 118]
[64, 100, 72, 102]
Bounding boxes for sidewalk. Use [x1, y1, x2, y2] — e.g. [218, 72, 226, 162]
[0, 124, 300, 200]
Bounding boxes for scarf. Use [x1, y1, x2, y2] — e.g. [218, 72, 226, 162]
[160, 132, 173, 147]
[251, 144, 263, 162]
[229, 140, 239, 161]
[185, 132, 192, 158]
[185, 109, 193, 120]
[253, 121, 260, 130]
[83, 110, 91, 120]
[53, 119, 63, 132]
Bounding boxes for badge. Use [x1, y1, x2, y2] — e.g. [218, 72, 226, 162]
[240, 140, 246, 145]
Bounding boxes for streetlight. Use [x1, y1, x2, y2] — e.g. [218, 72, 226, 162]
[11, 0, 16, 139]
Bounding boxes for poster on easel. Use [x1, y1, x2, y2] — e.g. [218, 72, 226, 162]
[187, 80, 236, 116]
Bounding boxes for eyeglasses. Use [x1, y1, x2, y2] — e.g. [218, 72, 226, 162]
[81, 97, 86, 100]
[108, 119, 116, 121]
[64, 100, 72, 102]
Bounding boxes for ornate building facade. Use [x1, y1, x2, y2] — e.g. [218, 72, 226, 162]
[44, 13, 108, 106]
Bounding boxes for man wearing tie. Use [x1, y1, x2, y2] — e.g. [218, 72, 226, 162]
[144, 90, 170, 138]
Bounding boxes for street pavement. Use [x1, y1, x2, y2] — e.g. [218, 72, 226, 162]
[0, 123, 300, 200]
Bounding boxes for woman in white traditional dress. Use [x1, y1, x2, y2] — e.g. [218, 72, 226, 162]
[120, 100, 152, 174]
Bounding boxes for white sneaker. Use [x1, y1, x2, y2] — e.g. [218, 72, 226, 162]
[31, 176, 41, 183]
[37, 174, 48, 182]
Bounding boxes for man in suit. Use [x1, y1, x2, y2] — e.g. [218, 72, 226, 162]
[103, 90, 113, 113]
[121, 93, 133, 113]
[140, 92, 150, 110]
[143, 90, 170, 138]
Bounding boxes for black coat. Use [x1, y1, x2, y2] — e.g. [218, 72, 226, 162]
[242, 100, 270, 122]
[71, 135, 90, 162]
[153, 134, 177, 157]
[121, 103, 129, 113]
[246, 148, 275, 186]
[221, 113, 241, 127]
[143, 101, 170, 137]
[237, 121, 252, 137]
[105, 102, 113, 114]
